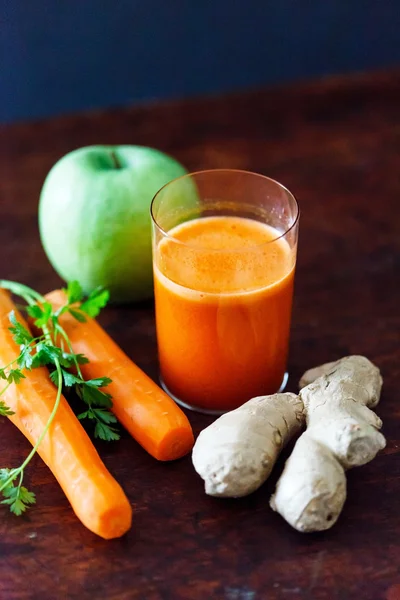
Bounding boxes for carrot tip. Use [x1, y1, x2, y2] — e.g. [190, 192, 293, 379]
[156, 427, 195, 461]
[92, 503, 133, 540]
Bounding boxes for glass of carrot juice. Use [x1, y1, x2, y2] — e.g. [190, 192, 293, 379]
[151, 169, 299, 414]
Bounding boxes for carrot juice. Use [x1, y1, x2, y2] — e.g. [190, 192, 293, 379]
[153, 215, 296, 412]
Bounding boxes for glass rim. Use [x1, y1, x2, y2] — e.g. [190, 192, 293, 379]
[150, 168, 300, 251]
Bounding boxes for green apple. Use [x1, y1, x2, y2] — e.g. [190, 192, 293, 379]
[39, 145, 189, 302]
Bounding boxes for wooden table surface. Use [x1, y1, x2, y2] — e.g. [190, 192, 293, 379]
[0, 70, 399, 600]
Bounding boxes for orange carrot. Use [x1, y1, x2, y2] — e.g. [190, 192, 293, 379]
[0, 289, 132, 539]
[45, 289, 194, 461]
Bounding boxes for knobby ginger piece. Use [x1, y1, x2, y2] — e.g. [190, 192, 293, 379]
[300, 355, 384, 467]
[298, 360, 337, 389]
[270, 356, 386, 532]
[192, 393, 305, 498]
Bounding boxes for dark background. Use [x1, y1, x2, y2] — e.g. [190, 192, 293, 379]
[2, 0, 400, 123]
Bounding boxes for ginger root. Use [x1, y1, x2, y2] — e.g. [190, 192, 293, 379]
[270, 356, 386, 532]
[298, 360, 337, 389]
[192, 393, 305, 497]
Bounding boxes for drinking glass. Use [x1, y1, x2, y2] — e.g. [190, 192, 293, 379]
[151, 169, 299, 414]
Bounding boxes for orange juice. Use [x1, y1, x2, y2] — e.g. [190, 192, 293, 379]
[153, 215, 295, 412]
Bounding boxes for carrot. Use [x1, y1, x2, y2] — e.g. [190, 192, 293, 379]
[0, 289, 132, 539]
[45, 289, 194, 461]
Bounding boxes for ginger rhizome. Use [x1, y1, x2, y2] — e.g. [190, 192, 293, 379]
[270, 356, 386, 532]
[192, 393, 305, 497]
[192, 355, 385, 533]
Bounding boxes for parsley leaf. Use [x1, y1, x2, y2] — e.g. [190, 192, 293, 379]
[78, 407, 120, 442]
[84, 377, 113, 388]
[77, 410, 89, 420]
[26, 302, 53, 328]
[49, 370, 59, 386]
[30, 344, 75, 370]
[0, 401, 14, 416]
[26, 305, 43, 320]
[31, 342, 62, 368]
[81, 384, 112, 408]
[8, 312, 33, 345]
[49, 367, 81, 388]
[79, 288, 110, 318]
[64, 281, 84, 304]
[74, 354, 90, 365]
[17, 344, 34, 370]
[91, 408, 118, 424]
[58, 352, 80, 368]
[63, 284, 109, 323]
[7, 369, 25, 384]
[76, 377, 119, 441]
[61, 370, 81, 387]
[1, 484, 36, 515]
[68, 308, 87, 323]
[94, 420, 120, 441]
[0, 468, 13, 483]
[0, 469, 36, 516]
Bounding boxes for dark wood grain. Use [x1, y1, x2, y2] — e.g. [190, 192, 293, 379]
[1, 70, 400, 600]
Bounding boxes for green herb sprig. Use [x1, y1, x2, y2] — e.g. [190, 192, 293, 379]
[0, 280, 119, 515]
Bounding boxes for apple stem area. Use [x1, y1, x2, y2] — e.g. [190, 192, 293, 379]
[110, 151, 121, 169]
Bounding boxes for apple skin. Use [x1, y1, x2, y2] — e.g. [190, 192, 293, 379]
[39, 145, 188, 303]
